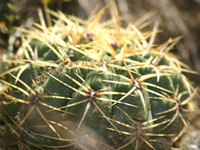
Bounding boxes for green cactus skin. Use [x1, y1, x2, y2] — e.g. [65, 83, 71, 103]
[0, 5, 197, 150]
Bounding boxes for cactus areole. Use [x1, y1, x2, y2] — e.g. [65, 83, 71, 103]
[0, 5, 196, 150]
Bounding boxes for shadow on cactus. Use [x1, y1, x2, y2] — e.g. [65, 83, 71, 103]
[0, 2, 197, 150]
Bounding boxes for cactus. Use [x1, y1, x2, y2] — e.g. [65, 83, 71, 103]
[0, 4, 197, 150]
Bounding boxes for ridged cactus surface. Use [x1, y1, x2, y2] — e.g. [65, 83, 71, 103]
[0, 5, 197, 150]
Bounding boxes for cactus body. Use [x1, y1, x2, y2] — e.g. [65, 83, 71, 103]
[0, 6, 196, 150]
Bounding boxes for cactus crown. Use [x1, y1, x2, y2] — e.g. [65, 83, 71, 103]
[0, 3, 197, 150]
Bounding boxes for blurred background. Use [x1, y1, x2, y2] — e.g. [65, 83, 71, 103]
[0, 0, 200, 148]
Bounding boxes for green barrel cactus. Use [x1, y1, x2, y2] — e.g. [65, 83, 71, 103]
[0, 4, 197, 150]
